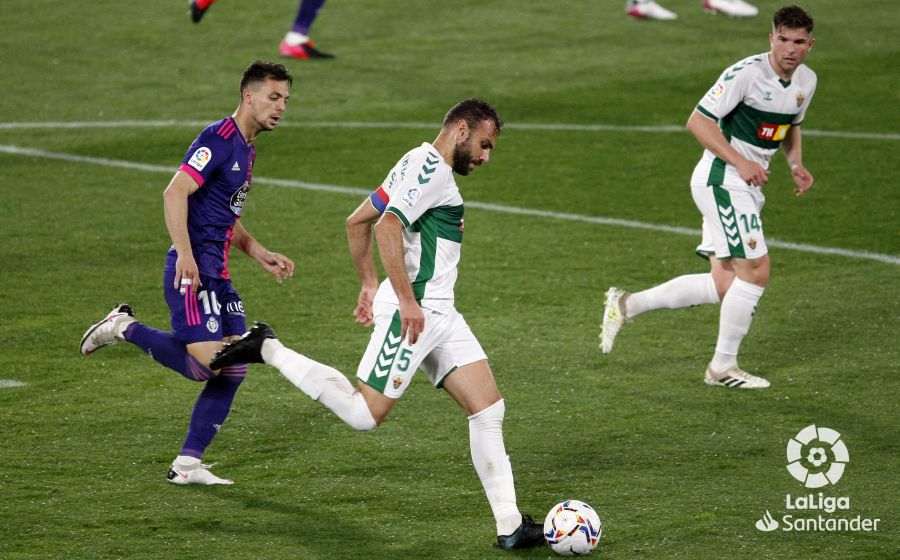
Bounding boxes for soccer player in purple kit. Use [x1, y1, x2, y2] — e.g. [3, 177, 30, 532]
[80, 61, 295, 485]
[190, 0, 334, 60]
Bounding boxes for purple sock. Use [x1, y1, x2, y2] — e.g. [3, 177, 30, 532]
[292, 0, 327, 35]
[124, 322, 214, 381]
[180, 365, 247, 459]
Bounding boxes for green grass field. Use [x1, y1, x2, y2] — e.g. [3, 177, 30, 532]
[1, 1, 897, 558]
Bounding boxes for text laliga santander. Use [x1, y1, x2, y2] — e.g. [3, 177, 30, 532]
[782, 493, 881, 531]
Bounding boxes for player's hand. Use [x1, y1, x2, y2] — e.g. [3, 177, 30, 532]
[260, 251, 294, 283]
[353, 285, 378, 326]
[735, 159, 770, 187]
[398, 298, 425, 345]
[791, 165, 814, 196]
[174, 255, 201, 296]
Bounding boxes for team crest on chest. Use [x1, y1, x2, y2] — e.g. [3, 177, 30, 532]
[796, 92, 805, 107]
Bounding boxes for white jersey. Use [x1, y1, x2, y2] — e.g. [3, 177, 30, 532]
[691, 52, 817, 188]
[368, 142, 464, 312]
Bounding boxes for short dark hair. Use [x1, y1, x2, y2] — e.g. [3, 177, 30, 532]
[773, 5, 814, 33]
[240, 60, 293, 94]
[443, 98, 504, 134]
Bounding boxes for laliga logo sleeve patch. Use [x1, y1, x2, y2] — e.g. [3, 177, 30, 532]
[188, 147, 212, 172]
[401, 186, 421, 209]
[706, 82, 726, 103]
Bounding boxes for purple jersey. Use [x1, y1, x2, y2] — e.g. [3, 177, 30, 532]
[173, 117, 256, 279]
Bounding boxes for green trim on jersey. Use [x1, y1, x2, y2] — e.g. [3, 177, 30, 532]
[408, 204, 464, 300]
[410, 204, 464, 243]
[363, 311, 403, 394]
[385, 207, 411, 227]
[728, 102, 797, 149]
[696, 105, 717, 120]
[707, 116, 733, 186]
[410, 215, 437, 301]
[712, 186, 745, 259]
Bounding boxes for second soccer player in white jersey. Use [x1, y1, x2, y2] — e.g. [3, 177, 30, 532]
[211, 99, 547, 549]
[601, 5, 818, 389]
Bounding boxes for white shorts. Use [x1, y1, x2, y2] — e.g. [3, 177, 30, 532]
[356, 301, 487, 399]
[691, 183, 768, 260]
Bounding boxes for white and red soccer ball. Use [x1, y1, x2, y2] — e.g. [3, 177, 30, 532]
[543, 499, 603, 556]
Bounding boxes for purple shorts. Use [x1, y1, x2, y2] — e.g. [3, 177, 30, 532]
[163, 268, 246, 345]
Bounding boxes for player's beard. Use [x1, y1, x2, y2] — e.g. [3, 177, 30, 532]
[451, 137, 476, 176]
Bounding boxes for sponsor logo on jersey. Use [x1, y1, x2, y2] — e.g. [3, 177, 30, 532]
[796, 92, 805, 107]
[230, 181, 250, 215]
[401, 186, 421, 209]
[763, 91, 773, 102]
[757, 123, 791, 141]
[188, 147, 212, 172]
[231, 161, 241, 172]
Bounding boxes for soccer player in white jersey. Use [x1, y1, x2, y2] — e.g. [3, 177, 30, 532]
[626, 0, 759, 21]
[601, 5, 817, 389]
[211, 99, 546, 549]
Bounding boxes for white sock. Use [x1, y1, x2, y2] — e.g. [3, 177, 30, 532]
[265, 342, 376, 431]
[174, 455, 200, 467]
[469, 399, 522, 536]
[625, 273, 719, 318]
[115, 316, 136, 339]
[711, 278, 765, 371]
[284, 31, 309, 46]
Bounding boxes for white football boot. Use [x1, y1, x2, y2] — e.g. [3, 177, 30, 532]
[80, 304, 136, 356]
[167, 456, 234, 485]
[703, 0, 759, 18]
[704, 365, 771, 389]
[600, 287, 630, 354]
[626, 0, 678, 20]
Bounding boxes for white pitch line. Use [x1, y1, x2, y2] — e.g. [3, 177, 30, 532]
[0, 120, 898, 141]
[0, 380, 27, 388]
[1, 144, 897, 266]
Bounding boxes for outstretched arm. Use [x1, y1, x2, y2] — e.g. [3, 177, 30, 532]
[687, 110, 770, 187]
[231, 221, 294, 283]
[781, 125, 814, 196]
[346, 199, 383, 325]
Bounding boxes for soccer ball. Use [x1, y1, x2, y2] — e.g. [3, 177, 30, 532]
[543, 499, 603, 556]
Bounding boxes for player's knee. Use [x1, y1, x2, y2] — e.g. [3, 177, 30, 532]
[746, 257, 770, 287]
[468, 398, 505, 424]
[348, 410, 377, 431]
[348, 392, 378, 431]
